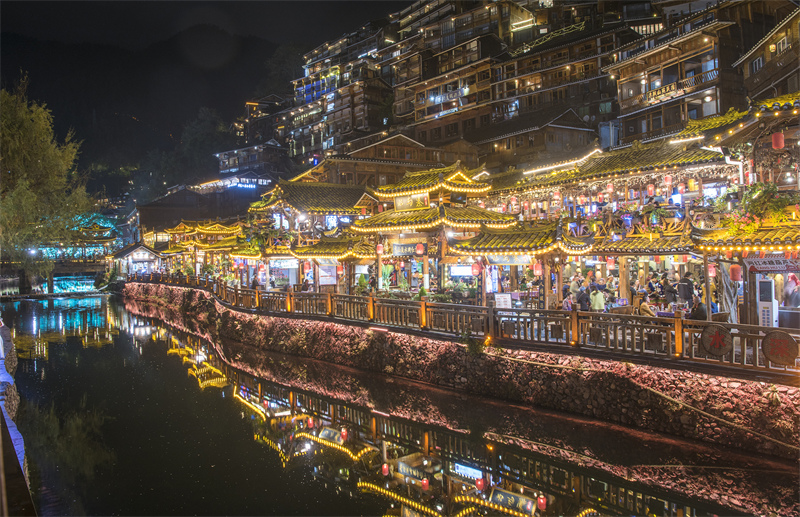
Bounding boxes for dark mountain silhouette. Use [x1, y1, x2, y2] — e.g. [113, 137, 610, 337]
[1, 25, 276, 190]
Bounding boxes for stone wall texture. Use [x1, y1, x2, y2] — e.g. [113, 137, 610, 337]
[124, 283, 800, 459]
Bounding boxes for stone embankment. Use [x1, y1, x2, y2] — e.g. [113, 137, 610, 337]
[124, 282, 800, 459]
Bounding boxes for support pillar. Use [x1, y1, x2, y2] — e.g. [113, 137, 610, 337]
[422, 255, 430, 290]
[703, 252, 712, 321]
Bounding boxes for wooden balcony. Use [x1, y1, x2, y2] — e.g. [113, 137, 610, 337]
[619, 69, 719, 113]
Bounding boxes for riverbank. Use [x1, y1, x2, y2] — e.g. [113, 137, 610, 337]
[124, 282, 800, 459]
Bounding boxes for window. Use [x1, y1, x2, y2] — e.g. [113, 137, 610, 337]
[776, 37, 788, 54]
[462, 118, 475, 133]
[379, 175, 388, 186]
[480, 114, 491, 126]
[599, 101, 612, 114]
[751, 57, 763, 74]
[431, 127, 442, 140]
[445, 122, 458, 137]
[418, 130, 427, 142]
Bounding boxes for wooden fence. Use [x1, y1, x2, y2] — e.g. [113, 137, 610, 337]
[127, 273, 800, 377]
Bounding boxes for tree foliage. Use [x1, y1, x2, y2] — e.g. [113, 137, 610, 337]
[253, 43, 309, 97]
[0, 76, 92, 278]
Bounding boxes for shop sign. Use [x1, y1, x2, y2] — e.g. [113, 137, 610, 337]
[486, 254, 531, 265]
[488, 488, 535, 515]
[743, 257, 800, 273]
[451, 463, 482, 479]
[395, 193, 430, 211]
[645, 82, 676, 102]
[398, 461, 425, 480]
[700, 324, 733, 357]
[761, 331, 799, 366]
[318, 427, 344, 444]
[433, 88, 466, 104]
[270, 259, 299, 269]
[393, 243, 428, 256]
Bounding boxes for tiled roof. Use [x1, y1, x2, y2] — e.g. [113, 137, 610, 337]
[487, 149, 593, 194]
[755, 91, 800, 112]
[464, 107, 589, 145]
[449, 221, 592, 256]
[290, 236, 376, 260]
[371, 162, 489, 198]
[674, 108, 750, 138]
[205, 236, 240, 250]
[161, 244, 188, 255]
[497, 140, 723, 194]
[249, 180, 369, 215]
[594, 233, 693, 254]
[164, 220, 242, 236]
[692, 223, 800, 250]
[351, 205, 516, 233]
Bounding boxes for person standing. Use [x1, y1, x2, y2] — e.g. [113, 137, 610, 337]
[678, 272, 694, 305]
[590, 286, 605, 312]
[576, 286, 590, 311]
[562, 293, 573, 311]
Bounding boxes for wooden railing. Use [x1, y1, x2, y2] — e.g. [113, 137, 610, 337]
[126, 274, 800, 378]
[620, 69, 719, 112]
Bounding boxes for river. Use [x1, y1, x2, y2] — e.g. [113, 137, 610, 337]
[2, 295, 797, 516]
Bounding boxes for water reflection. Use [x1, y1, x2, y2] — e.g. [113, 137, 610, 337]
[2, 296, 797, 517]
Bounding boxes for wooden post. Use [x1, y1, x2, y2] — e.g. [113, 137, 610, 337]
[368, 295, 375, 320]
[570, 307, 579, 345]
[544, 260, 552, 309]
[376, 246, 383, 291]
[488, 304, 496, 338]
[287, 292, 293, 313]
[234, 284, 239, 306]
[422, 254, 430, 290]
[619, 256, 629, 305]
[419, 300, 427, 328]
[313, 261, 320, 292]
[674, 315, 683, 357]
[556, 255, 564, 302]
[326, 292, 332, 315]
[510, 266, 518, 291]
[703, 252, 712, 321]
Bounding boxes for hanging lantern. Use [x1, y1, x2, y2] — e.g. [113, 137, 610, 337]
[597, 193, 604, 203]
[471, 262, 481, 276]
[307, 418, 314, 429]
[579, 194, 586, 205]
[475, 478, 485, 491]
[382, 463, 390, 476]
[533, 262, 543, 276]
[682, 255, 689, 263]
[678, 183, 686, 194]
[523, 200, 529, 211]
[606, 257, 615, 270]
[501, 204, 507, 213]
[553, 191, 561, 201]
[421, 478, 429, 491]
[730, 264, 742, 281]
[708, 264, 717, 278]
[413, 243, 424, 256]
[664, 175, 673, 187]
[479, 200, 485, 208]
[399, 261, 405, 269]
[341, 428, 348, 441]
[510, 196, 518, 205]
[378, 204, 384, 213]
[773, 132, 785, 149]
[537, 495, 547, 511]
[606, 183, 614, 193]
[688, 179, 697, 191]
[336, 265, 343, 275]
[647, 184, 655, 196]
[304, 262, 312, 273]
[361, 207, 367, 216]
[376, 243, 384, 255]
[654, 255, 661, 263]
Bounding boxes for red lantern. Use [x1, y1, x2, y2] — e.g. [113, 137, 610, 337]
[510, 196, 517, 205]
[361, 207, 367, 215]
[523, 200, 529, 211]
[415, 243, 425, 255]
[682, 255, 689, 263]
[647, 184, 655, 197]
[654, 255, 661, 263]
[382, 463, 390, 476]
[307, 418, 314, 429]
[378, 204, 384, 213]
[579, 194, 586, 205]
[553, 191, 561, 200]
[336, 265, 343, 275]
[597, 193, 604, 203]
[421, 478, 429, 491]
[708, 264, 717, 277]
[730, 264, 742, 281]
[678, 183, 686, 194]
[304, 262, 311, 273]
[479, 200, 485, 208]
[475, 478, 485, 491]
[341, 428, 348, 441]
[664, 175, 673, 187]
[501, 204, 507, 213]
[376, 243, 384, 255]
[606, 183, 614, 193]
[773, 132, 785, 149]
[533, 262, 543, 276]
[471, 262, 481, 276]
[399, 261, 405, 268]
[537, 495, 547, 511]
[606, 257, 615, 270]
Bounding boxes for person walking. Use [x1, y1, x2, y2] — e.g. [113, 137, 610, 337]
[562, 293, 573, 311]
[590, 286, 605, 312]
[576, 286, 590, 311]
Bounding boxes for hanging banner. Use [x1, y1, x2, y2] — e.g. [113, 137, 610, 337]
[486, 254, 532, 265]
[393, 243, 428, 256]
[743, 257, 800, 273]
[398, 461, 425, 480]
[318, 427, 344, 444]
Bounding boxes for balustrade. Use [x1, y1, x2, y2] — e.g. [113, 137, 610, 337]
[124, 275, 800, 376]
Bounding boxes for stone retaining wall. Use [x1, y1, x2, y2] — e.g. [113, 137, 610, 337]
[124, 282, 800, 459]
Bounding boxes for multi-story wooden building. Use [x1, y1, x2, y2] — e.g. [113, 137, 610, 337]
[733, 7, 800, 101]
[604, 0, 796, 144]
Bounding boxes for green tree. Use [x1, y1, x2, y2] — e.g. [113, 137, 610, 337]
[253, 43, 309, 97]
[0, 76, 92, 292]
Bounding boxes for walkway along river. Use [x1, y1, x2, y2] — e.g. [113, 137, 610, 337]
[123, 281, 799, 460]
[1, 294, 797, 515]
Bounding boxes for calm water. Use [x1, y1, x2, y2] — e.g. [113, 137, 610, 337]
[2, 295, 797, 516]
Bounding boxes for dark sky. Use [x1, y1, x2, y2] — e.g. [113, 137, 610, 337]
[1, 1, 411, 49]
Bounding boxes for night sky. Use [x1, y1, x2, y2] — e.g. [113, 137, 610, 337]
[1, 1, 411, 50]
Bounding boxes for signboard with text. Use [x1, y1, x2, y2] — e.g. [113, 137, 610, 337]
[486, 254, 532, 265]
[395, 193, 429, 211]
[318, 427, 344, 444]
[489, 488, 535, 515]
[393, 243, 427, 256]
[744, 257, 800, 273]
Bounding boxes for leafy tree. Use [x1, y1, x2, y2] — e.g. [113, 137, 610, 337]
[0, 76, 92, 292]
[253, 43, 309, 97]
